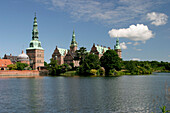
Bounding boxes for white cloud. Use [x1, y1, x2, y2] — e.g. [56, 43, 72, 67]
[35, 0, 169, 25]
[127, 42, 132, 44]
[131, 58, 140, 61]
[133, 42, 140, 46]
[120, 42, 127, 49]
[108, 24, 154, 42]
[147, 12, 168, 26]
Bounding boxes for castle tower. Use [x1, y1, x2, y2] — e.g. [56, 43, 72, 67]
[70, 30, 78, 57]
[26, 13, 44, 70]
[114, 38, 122, 58]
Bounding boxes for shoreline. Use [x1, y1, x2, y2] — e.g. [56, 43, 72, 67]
[0, 75, 42, 79]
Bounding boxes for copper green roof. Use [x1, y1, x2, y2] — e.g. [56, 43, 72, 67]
[27, 13, 44, 50]
[70, 30, 78, 47]
[114, 38, 121, 50]
[58, 48, 68, 56]
[95, 45, 109, 54]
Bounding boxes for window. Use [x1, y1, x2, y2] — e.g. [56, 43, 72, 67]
[38, 43, 41, 47]
[30, 43, 33, 47]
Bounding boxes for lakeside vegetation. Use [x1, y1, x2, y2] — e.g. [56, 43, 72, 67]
[46, 47, 170, 76]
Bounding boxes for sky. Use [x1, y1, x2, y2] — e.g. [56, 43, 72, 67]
[0, 0, 170, 62]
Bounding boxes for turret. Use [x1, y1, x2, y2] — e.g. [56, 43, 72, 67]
[114, 38, 122, 58]
[70, 30, 78, 56]
[27, 13, 43, 50]
[26, 13, 44, 70]
[32, 13, 39, 40]
[70, 30, 78, 47]
[114, 38, 121, 50]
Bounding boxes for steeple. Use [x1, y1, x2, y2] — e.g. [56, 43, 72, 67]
[70, 29, 78, 47]
[32, 12, 39, 40]
[114, 38, 121, 50]
[27, 13, 43, 50]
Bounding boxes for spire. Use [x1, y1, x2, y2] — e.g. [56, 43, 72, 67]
[32, 12, 39, 40]
[114, 38, 121, 50]
[70, 29, 77, 47]
[27, 13, 44, 50]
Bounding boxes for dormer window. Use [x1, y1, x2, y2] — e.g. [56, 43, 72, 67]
[30, 43, 33, 47]
[38, 43, 41, 47]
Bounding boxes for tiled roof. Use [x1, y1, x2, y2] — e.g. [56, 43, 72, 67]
[3, 55, 17, 63]
[58, 48, 68, 56]
[95, 45, 109, 54]
[0, 59, 12, 68]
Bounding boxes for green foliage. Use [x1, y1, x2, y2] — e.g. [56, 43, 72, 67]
[160, 106, 170, 113]
[47, 59, 73, 76]
[77, 54, 100, 75]
[7, 64, 17, 70]
[61, 63, 71, 72]
[48, 59, 61, 76]
[99, 67, 105, 76]
[123, 60, 170, 75]
[44, 61, 48, 67]
[100, 50, 122, 75]
[75, 47, 88, 65]
[123, 61, 152, 75]
[7, 62, 29, 70]
[16, 62, 28, 70]
[69, 63, 74, 69]
[90, 69, 98, 75]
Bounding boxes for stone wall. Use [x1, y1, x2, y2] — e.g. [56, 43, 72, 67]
[0, 70, 39, 76]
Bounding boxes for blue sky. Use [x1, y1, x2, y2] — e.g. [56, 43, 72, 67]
[0, 0, 170, 62]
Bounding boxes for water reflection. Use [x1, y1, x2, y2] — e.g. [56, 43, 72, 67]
[0, 74, 169, 112]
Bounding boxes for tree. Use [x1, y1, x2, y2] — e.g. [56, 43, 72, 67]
[7, 64, 17, 70]
[16, 62, 28, 70]
[44, 61, 48, 67]
[100, 50, 122, 75]
[7, 62, 29, 70]
[78, 54, 100, 75]
[75, 47, 88, 65]
[48, 59, 61, 75]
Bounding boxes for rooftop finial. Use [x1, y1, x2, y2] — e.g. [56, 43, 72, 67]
[35, 12, 36, 17]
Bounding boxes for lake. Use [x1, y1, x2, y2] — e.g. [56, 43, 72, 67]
[0, 73, 169, 112]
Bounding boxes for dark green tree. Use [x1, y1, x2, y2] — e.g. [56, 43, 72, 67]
[75, 47, 88, 65]
[7, 64, 17, 70]
[16, 62, 28, 70]
[78, 54, 100, 75]
[48, 59, 61, 75]
[44, 61, 48, 67]
[100, 50, 122, 75]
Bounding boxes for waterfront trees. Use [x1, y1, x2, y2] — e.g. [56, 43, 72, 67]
[7, 62, 28, 70]
[75, 47, 88, 65]
[77, 54, 100, 75]
[48, 59, 61, 75]
[100, 50, 122, 75]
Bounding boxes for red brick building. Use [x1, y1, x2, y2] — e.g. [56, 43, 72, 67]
[52, 30, 79, 67]
[52, 30, 121, 67]
[26, 14, 44, 70]
[3, 54, 17, 64]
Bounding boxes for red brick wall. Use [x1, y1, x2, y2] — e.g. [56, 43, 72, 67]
[26, 49, 44, 70]
[0, 70, 39, 76]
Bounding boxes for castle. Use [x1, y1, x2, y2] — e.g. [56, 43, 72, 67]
[52, 30, 121, 67]
[2, 13, 44, 70]
[2, 13, 121, 70]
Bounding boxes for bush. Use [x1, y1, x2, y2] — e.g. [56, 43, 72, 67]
[90, 69, 98, 75]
